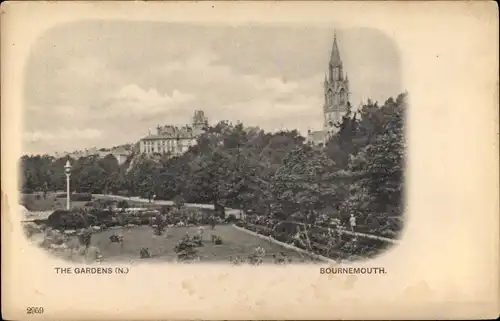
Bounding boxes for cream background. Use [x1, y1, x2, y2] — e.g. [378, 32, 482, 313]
[1, 1, 499, 320]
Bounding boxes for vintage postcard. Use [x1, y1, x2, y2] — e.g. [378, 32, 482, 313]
[1, 1, 499, 320]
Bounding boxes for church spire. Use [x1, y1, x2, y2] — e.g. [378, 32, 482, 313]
[330, 31, 342, 67]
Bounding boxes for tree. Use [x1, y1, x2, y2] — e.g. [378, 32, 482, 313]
[339, 93, 406, 236]
[270, 146, 339, 222]
[189, 151, 233, 218]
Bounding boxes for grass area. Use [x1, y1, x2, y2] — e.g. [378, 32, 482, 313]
[20, 193, 88, 212]
[64, 225, 320, 263]
[20, 193, 164, 212]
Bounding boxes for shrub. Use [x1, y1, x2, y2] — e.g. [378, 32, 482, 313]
[248, 247, 266, 265]
[141, 211, 161, 220]
[140, 248, 152, 259]
[192, 234, 204, 247]
[88, 199, 115, 210]
[173, 195, 185, 209]
[72, 193, 92, 202]
[116, 190, 130, 197]
[23, 223, 42, 238]
[230, 256, 247, 265]
[160, 205, 171, 215]
[117, 200, 129, 209]
[272, 232, 292, 243]
[129, 217, 141, 226]
[152, 214, 167, 235]
[84, 214, 98, 226]
[181, 207, 202, 217]
[47, 210, 97, 230]
[90, 209, 113, 220]
[20, 196, 36, 211]
[115, 215, 128, 226]
[174, 237, 198, 261]
[78, 230, 92, 248]
[214, 204, 225, 219]
[41, 230, 66, 248]
[140, 217, 151, 225]
[47, 210, 71, 229]
[272, 252, 291, 265]
[235, 221, 247, 228]
[55, 193, 92, 202]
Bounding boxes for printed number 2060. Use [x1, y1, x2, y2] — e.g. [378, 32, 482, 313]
[27, 307, 44, 314]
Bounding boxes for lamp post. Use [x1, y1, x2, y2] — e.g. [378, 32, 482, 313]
[64, 160, 72, 210]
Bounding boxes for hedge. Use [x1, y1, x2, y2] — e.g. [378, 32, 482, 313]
[46, 210, 87, 230]
[55, 193, 92, 201]
[44, 206, 221, 231]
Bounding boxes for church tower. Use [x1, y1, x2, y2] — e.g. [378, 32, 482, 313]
[323, 32, 350, 137]
[192, 110, 208, 132]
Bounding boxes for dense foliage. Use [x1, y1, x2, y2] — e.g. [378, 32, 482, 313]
[21, 93, 407, 240]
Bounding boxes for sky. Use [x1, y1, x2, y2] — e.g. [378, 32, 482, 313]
[23, 21, 402, 155]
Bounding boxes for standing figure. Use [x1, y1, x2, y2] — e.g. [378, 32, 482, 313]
[336, 224, 343, 243]
[210, 216, 216, 230]
[197, 226, 205, 240]
[292, 226, 307, 249]
[349, 213, 356, 233]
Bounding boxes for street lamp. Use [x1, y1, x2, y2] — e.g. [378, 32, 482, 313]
[64, 160, 72, 210]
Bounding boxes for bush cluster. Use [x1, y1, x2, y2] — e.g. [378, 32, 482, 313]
[55, 193, 92, 202]
[174, 236, 200, 261]
[45, 203, 227, 231]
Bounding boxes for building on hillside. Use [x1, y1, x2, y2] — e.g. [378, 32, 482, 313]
[307, 32, 352, 146]
[107, 147, 131, 165]
[138, 110, 208, 156]
[56, 146, 132, 165]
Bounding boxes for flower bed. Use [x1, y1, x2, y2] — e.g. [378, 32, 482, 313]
[235, 220, 391, 261]
[43, 204, 224, 232]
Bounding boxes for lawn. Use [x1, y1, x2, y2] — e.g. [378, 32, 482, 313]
[20, 193, 88, 212]
[64, 225, 320, 264]
[20, 193, 163, 212]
